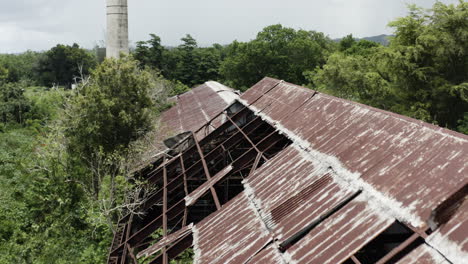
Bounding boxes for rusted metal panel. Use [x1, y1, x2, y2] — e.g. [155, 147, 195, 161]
[240, 77, 280, 105]
[246, 81, 316, 122]
[112, 78, 468, 263]
[244, 146, 357, 242]
[425, 194, 468, 263]
[285, 199, 394, 264]
[246, 244, 284, 264]
[193, 192, 273, 264]
[395, 244, 450, 264]
[161, 82, 239, 136]
[241, 78, 468, 228]
[430, 189, 468, 251]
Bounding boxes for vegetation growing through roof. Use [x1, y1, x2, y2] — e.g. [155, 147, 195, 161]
[0, 1, 466, 263]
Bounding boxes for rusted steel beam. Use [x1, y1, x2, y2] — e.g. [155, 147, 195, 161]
[185, 165, 234, 207]
[177, 106, 250, 164]
[118, 199, 185, 251]
[119, 214, 135, 264]
[122, 130, 286, 251]
[147, 114, 263, 194]
[180, 155, 189, 226]
[225, 114, 268, 159]
[194, 105, 249, 138]
[146, 155, 179, 184]
[351, 255, 362, 264]
[127, 244, 138, 264]
[149, 234, 194, 264]
[192, 132, 222, 210]
[248, 152, 263, 178]
[375, 232, 420, 264]
[137, 224, 193, 259]
[406, 224, 429, 239]
[180, 116, 263, 179]
[120, 244, 128, 264]
[162, 159, 168, 264]
[108, 223, 126, 261]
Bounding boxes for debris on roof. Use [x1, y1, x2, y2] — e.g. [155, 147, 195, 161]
[108, 77, 468, 264]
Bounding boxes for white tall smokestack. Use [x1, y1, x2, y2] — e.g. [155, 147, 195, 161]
[106, 0, 129, 58]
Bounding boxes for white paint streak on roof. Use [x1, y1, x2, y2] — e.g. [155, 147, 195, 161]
[206, 81, 239, 105]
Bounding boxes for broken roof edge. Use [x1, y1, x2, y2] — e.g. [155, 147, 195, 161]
[256, 77, 468, 142]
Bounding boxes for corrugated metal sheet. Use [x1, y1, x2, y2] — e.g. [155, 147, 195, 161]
[425, 196, 468, 263]
[395, 244, 451, 264]
[244, 146, 357, 242]
[240, 77, 468, 227]
[246, 244, 284, 264]
[193, 192, 273, 264]
[285, 199, 394, 264]
[161, 81, 238, 137]
[112, 77, 468, 264]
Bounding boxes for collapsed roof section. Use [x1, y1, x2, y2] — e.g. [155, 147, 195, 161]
[108, 77, 467, 264]
[161, 81, 240, 140]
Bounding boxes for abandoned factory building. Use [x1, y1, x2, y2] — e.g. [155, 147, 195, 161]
[108, 77, 468, 264]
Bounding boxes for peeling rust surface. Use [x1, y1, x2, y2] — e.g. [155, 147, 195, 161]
[246, 244, 284, 264]
[240, 77, 468, 225]
[395, 244, 450, 264]
[110, 77, 468, 264]
[426, 195, 468, 263]
[193, 192, 272, 264]
[286, 200, 394, 264]
[244, 146, 357, 242]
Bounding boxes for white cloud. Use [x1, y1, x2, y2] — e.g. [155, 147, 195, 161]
[0, 0, 462, 53]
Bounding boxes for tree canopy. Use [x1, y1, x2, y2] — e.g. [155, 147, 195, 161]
[311, 0, 468, 131]
[36, 43, 97, 88]
[220, 24, 335, 90]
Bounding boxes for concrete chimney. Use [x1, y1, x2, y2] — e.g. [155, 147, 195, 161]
[106, 0, 129, 58]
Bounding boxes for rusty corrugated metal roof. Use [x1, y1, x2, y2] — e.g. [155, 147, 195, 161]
[161, 81, 239, 138]
[108, 77, 467, 264]
[395, 244, 451, 264]
[192, 192, 273, 264]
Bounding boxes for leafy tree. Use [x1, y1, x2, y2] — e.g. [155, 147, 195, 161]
[220, 24, 335, 89]
[36, 43, 97, 88]
[0, 90, 109, 263]
[134, 34, 224, 87]
[174, 34, 199, 85]
[0, 51, 41, 83]
[0, 82, 31, 124]
[64, 55, 155, 198]
[134, 34, 165, 70]
[383, 1, 468, 128]
[0, 65, 8, 81]
[312, 1, 468, 132]
[339, 34, 356, 52]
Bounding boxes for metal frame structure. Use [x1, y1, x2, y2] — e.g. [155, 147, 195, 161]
[107, 102, 292, 264]
[108, 78, 468, 264]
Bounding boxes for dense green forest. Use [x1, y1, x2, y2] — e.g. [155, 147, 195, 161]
[0, 1, 467, 263]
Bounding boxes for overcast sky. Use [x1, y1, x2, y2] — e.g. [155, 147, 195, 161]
[0, 0, 461, 53]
